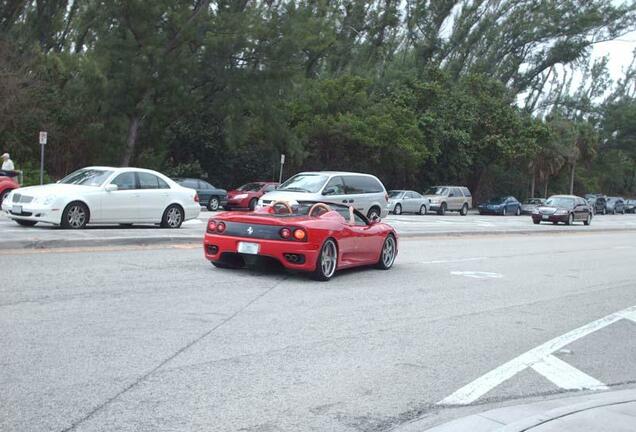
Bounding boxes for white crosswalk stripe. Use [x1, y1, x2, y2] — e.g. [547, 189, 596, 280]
[531, 355, 608, 391]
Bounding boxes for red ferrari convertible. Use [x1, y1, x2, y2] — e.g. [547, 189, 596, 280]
[204, 201, 398, 280]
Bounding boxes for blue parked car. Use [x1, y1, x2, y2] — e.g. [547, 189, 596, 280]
[478, 196, 522, 216]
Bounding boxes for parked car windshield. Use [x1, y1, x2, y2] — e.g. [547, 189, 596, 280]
[526, 198, 543, 204]
[278, 174, 329, 193]
[388, 191, 404, 198]
[59, 169, 114, 187]
[489, 197, 506, 204]
[424, 186, 448, 195]
[546, 197, 575, 207]
[238, 182, 264, 192]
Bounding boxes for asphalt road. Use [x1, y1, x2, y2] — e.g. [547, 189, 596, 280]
[1, 231, 636, 431]
[2, 210, 636, 249]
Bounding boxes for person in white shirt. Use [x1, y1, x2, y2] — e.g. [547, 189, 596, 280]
[1, 153, 14, 171]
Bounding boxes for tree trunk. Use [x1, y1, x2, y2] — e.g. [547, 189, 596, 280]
[121, 114, 141, 167]
[569, 160, 576, 195]
[530, 168, 536, 198]
[544, 176, 549, 198]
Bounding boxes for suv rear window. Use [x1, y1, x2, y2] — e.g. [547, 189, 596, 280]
[461, 187, 471, 197]
[343, 175, 383, 194]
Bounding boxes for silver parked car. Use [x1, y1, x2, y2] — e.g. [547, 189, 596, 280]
[422, 186, 472, 215]
[387, 190, 429, 215]
[520, 198, 546, 215]
[258, 171, 389, 219]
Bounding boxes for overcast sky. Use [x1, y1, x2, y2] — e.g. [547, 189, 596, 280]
[592, 29, 636, 81]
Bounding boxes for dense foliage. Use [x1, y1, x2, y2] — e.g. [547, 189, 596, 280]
[1, 0, 635, 200]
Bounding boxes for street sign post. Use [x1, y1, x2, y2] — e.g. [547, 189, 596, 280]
[39, 131, 47, 185]
[279, 153, 285, 184]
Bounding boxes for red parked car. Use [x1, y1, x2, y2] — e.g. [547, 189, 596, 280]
[225, 182, 278, 211]
[0, 172, 19, 206]
[204, 201, 398, 281]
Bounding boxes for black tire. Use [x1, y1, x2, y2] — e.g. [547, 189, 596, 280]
[375, 234, 397, 270]
[533, 219, 540, 225]
[207, 196, 220, 211]
[515, 206, 521, 216]
[419, 205, 427, 215]
[248, 198, 258, 211]
[393, 204, 402, 215]
[311, 239, 338, 281]
[566, 213, 574, 225]
[583, 213, 592, 226]
[161, 204, 184, 228]
[61, 201, 89, 229]
[367, 206, 381, 221]
[437, 203, 446, 215]
[460, 203, 468, 216]
[0, 189, 11, 206]
[16, 220, 37, 227]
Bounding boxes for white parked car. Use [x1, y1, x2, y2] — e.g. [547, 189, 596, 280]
[0, 166, 200, 229]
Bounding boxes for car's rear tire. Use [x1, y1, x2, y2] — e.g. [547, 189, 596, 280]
[375, 234, 397, 270]
[312, 239, 338, 281]
[367, 206, 381, 221]
[419, 205, 427, 215]
[583, 214, 592, 226]
[207, 197, 220, 211]
[533, 219, 540, 225]
[61, 201, 89, 229]
[566, 213, 574, 225]
[161, 204, 184, 228]
[16, 220, 37, 227]
[437, 203, 446, 215]
[460, 203, 468, 216]
[249, 198, 258, 211]
[393, 204, 402, 215]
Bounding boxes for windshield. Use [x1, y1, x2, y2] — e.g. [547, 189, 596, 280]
[526, 198, 542, 204]
[489, 197, 506, 204]
[238, 182, 264, 192]
[59, 169, 113, 186]
[424, 187, 448, 195]
[388, 191, 404, 199]
[545, 197, 575, 208]
[278, 174, 329, 193]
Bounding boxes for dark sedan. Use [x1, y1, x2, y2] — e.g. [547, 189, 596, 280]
[585, 194, 607, 215]
[477, 196, 521, 215]
[174, 178, 227, 211]
[531, 195, 592, 225]
[606, 197, 625, 214]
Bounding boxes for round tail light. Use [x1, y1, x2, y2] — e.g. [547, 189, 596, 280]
[280, 228, 291, 239]
[293, 229, 306, 241]
[208, 220, 217, 232]
[217, 222, 226, 233]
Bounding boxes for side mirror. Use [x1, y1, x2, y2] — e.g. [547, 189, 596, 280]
[105, 184, 118, 192]
[322, 187, 336, 196]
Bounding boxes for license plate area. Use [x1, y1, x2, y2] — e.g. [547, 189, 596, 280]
[542, 215, 549, 220]
[237, 241, 259, 255]
[12, 205, 22, 214]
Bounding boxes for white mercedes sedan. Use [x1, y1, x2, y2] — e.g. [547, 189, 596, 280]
[0, 166, 200, 229]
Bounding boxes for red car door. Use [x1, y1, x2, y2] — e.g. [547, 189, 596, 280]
[343, 213, 386, 263]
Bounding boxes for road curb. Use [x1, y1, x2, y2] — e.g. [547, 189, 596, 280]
[412, 389, 636, 432]
[2, 227, 636, 250]
[0, 235, 202, 250]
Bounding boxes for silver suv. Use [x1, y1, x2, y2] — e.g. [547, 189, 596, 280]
[422, 186, 472, 215]
[258, 171, 389, 219]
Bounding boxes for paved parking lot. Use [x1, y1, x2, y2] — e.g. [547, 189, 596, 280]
[2, 210, 636, 249]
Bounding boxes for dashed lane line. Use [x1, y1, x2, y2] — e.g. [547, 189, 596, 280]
[438, 305, 636, 406]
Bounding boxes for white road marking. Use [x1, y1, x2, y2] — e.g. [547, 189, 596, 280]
[450, 271, 502, 279]
[438, 305, 636, 406]
[531, 355, 608, 391]
[421, 257, 485, 264]
[618, 309, 636, 323]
